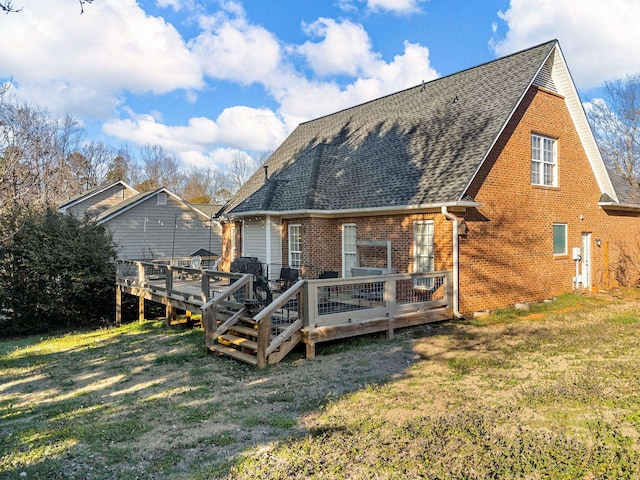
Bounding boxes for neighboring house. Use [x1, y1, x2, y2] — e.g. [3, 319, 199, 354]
[59, 180, 138, 219]
[217, 39, 640, 315]
[94, 188, 222, 260]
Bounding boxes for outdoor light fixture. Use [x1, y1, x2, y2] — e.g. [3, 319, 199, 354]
[596, 238, 602, 247]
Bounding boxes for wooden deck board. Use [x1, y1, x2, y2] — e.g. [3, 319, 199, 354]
[209, 344, 258, 365]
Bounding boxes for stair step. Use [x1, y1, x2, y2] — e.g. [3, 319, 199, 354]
[229, 325, 259, 337]
[218, 334, 258, 351]
[211, 344, 258, 365]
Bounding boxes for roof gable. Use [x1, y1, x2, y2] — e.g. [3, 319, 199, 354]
[222, 40, 617, 216]
[95, 188, 211, 224]
[59, 180, 137, 213]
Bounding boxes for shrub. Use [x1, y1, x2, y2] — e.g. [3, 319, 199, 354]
[0, 207, 117, 335]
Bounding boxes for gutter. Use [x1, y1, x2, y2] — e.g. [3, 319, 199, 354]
[225, 200, 482, 219]
[598, 202, 640, 213]
[441, 206, 464, 319]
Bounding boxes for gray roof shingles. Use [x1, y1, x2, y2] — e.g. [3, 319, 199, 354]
[223, 40, 558, 215]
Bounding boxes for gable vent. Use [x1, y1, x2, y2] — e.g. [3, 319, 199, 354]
[533, 62, 557, 93]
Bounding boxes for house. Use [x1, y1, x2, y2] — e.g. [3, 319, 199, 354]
[94, 188, 222, 260]
[59, 180, 138, 219]
[61, 182, 222, 261]
[217, 39, 640, 315]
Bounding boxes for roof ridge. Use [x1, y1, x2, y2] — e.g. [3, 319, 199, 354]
[297, 39, 558, 127]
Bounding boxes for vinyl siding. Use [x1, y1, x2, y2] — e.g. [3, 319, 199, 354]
[104, 196, 221, 260]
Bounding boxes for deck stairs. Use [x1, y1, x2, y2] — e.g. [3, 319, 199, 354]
[208, 297, 303, 366]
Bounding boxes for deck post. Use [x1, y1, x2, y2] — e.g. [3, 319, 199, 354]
[203, 305, 217, 348]
[165, 303, 173, 327]
[115, 287, 122, 326]
[200, 273, 210, 303]
[257, 313, 270, 369]
[385, 277, 396, 339]
[305, 341, 316, 360]
[166, 265, 173, 293]
[137, 261, 145, 285]
[139, 296, 145, 323]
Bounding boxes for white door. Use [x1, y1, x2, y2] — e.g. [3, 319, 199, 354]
[580, 233, 591, 289]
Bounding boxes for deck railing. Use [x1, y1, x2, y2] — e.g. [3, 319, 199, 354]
[304, 270, 451, 329]
[253, 280, 305, 368]
[115, 259, 248, 310]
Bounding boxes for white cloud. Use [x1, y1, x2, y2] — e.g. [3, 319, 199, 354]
[492, 0, 640, 89]
[156, 0, 183, 11]
[298, 18, 380, 77]
[103, 105, 287, 166]
[278, 40, 439, 123]
[190, 6, 283, 85]
[0, 0, 202, 118]
[366, 0, 424, 14]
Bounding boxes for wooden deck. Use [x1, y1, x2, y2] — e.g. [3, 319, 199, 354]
[116, 260, 453, 367]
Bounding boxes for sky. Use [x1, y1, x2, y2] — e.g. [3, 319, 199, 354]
[1, 0, 639, 174]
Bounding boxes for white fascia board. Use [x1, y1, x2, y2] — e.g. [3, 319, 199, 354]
[599, 202, 640, 212]
[550, 44, 618, 202]
[226, 201, 482, 220]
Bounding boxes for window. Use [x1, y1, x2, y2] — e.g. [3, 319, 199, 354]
[113, 185, 124, 198]
[414, 220, 434, 288]
[157, 192, 167, 205]
[288, 224, 302, 269]
[531, 134, 557, 186]
[342, 224, 357, 277]
[553, 223, 567, 255]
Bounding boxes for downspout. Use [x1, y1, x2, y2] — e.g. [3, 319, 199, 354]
[441, 206, 464, 319]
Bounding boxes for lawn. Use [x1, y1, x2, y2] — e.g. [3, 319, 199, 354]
[1, 291, 639, 478]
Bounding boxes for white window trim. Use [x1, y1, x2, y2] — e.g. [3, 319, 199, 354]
[531, 134, 557, 187]
[414, 220, 435, 289]
[342, 223, 358, 278]
[288, 224, 302, 269]
[553, 223, 568, 256]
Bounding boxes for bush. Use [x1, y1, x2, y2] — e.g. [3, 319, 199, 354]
[0, 207, 117, 335]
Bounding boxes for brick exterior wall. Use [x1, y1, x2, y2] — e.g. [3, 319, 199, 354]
[220, 86, 640, 315]
[461, 86, 640, 313]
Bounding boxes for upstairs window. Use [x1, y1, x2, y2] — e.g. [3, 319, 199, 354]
[531, 134, 557, 187]
[157, 192, 167, 205]
[113, 185, 124, 198]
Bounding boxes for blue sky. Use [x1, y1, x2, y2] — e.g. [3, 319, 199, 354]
[1, 0, 639, 173]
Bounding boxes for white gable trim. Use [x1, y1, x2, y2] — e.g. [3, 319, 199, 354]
[549, 44, 618, 202]
[462, 41, 618, 203]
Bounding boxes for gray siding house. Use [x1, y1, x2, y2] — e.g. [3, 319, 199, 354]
[59, 180, 138, 219]
[95, 188, 222, 260]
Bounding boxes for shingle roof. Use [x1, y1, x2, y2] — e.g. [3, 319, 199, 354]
[603, 166, 640, 207]
[222, 40, 559, 215]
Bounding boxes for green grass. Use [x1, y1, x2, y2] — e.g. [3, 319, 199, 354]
[1, 292, 640, 478]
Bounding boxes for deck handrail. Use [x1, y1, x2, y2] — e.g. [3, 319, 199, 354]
[201, 274, 253, 348]
[253, 279, 305, 368]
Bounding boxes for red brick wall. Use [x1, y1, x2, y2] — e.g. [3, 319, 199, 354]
[281, 215, 452, 279]
[460, 86, 640, 313]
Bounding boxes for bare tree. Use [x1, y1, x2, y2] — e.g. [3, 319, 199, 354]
[1, 0, 93, 14]
[0, 97, 55, 212]
[136, 144, 183, 192]
[227, 152, 258, 192]
[182, 168, 214, 204]
[587, 72, 640, 190]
